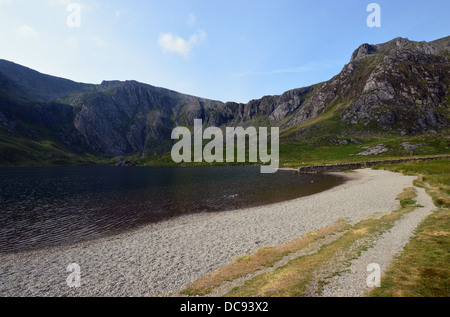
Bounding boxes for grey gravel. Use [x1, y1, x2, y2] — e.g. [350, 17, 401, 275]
[319, 186, 435, 297]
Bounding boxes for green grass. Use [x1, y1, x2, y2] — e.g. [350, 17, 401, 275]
[278, 133, 449, 168]
[368, 159, 450, 297]
[0, 129, 111, 167]
[132, 132, 449, 169]
[373, 159, 450, 208]
[368, 208, 450, 297]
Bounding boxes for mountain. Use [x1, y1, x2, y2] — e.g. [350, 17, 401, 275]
[0, 36, 449, 166]
[0, 60, 93, 103]
[289, 37, 449, 136]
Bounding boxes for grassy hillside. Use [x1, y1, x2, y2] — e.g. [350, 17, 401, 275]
[279, 133, 449, 167]
[0, 128, 111, 167]
[130, 130, 448, 168]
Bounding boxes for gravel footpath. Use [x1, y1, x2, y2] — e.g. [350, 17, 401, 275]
[0, 169, 416, 297]
[319, 186, 435, 297]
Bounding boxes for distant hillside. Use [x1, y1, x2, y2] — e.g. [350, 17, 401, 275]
[0, 36, 449, 167]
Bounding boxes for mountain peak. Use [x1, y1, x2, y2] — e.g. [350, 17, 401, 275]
[350, 43, 378, 62]
[100, 80, 123, 88]
[349, 37, 442, 64]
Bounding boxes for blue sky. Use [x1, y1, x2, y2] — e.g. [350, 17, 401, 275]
[0, 0, 449, 103]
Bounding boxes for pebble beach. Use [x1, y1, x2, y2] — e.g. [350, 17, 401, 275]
[0, 168, 421, 297]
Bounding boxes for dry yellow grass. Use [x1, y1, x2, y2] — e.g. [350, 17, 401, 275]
[181, 219, 349, 296]
[396, 187, 416, 201]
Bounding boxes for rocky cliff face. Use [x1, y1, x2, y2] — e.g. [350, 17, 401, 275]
[283, 37, 449, 136]
[0, 36, 448, 162]
[61, 80, 317, 156]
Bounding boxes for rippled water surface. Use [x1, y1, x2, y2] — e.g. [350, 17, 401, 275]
[0, 166, 345, 254]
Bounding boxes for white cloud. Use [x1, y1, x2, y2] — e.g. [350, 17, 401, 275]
[15, 25, 39, 39]
[158, 30, 207, 58]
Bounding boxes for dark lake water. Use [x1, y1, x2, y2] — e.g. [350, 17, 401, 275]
[0, 166, 345, 254]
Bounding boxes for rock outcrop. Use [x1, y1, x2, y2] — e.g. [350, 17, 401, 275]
[284, 37, 449, 135]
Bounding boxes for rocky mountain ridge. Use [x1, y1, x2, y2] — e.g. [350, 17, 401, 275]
[0, 36, 448, 164]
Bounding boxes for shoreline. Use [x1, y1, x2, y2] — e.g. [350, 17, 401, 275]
[0, 166, 346, 256]
[0, 168, 416, 297]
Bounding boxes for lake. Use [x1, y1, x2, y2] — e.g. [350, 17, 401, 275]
[0, 166, 345, 254]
